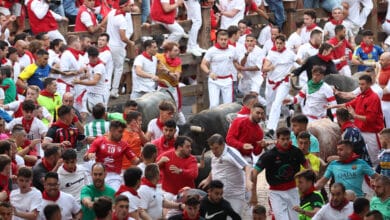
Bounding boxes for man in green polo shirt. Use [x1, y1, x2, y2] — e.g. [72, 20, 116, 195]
[37, 78, 61, 120]
[371, 175, 390, 219]
[107, 100, 138, 124]
[85, 103, 110, 138]
[80, 163, 115, 220]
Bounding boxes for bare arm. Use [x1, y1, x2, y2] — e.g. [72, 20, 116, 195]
[314, 176, 330, 190]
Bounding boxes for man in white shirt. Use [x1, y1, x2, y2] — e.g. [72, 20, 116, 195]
[74, 0, 102, 33]
[312, 183, 353, 220]
[382, 0, 390, 35]
[342, 0, 373, 36]
[323, 5, 352, 40]
[300, 9, 323, 44]
[287, 19, 304, 54]
[107, 0, 134, 98]
[262, 26, 280, 54]
[38, 172, 82, 220]
[10, 167, 41, 220]
[73, 46, 107, 112]
[97, 33, 114, 106]
[218, 0, 245, 29]
[146, 100, 177, 141]
[199, 134, 252, 216]
[14, 40, 34, 71]
[262, 34, 300, 136]
[201, 30, 238, 108]
[58, 149, 90, 203]
[131, 39, 158, 100]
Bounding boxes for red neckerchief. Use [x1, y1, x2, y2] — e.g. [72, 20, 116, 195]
[156, 118, 164, 130]
[62, 164, 76, 173]
[99, 46, 110, 53]
[275, 142, 292, 152]
[42, 191, 60, 202]
[160, 135, 175, 149]
[115, 184, 140, 198]
[317, 53, 333, 62]
[330, 198, 349, 211]
[360, 41, 374, 54]
[237, 106, 250, 115]
[306, 23, 317, 32]
[301, 185, 316, 198]
[123, 113, 127, 121]
[164, 53, 181, 67]
[112, 213, 129, 220]
[340, 153, 360, 164]
[1, 58, 7, 64]
[271, 45, 286, 53]
[22, 117, 33, 134]
[227, 40, 236, 47]
[310, 41, 319, 49]
[40, 89, 55, 99]
[244, 28, 252, 35]
[330, 18, 343, 25]
[348, 213, 363, 220]
[341, 120, 355, 132]
[0, 173, 9, 189]
[52, 120, 70, 129]
[67, 47, 81, 60]
[142, 51, 153, 61]
[89, 59, 103, 68]
[42, 158, 54, 171]
[214, 42, 228, 50]
[141, 177, 157, 188]
[182, 209, 200, 220]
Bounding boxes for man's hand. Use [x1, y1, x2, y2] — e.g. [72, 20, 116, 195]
[31, 139, 41, 147]
[62, 17, 69, 22]
[169, 165, 182, 174]
[245, 180, 252, 192]
[198, 149, 205, 169]
[347, 106, 355, 117]
[243, 143, 254, 150]
[157, 156, 169, 164]
[55, 158, 63, 168]
[209, 72, 218, 80]
[282, 98, 291, 105]
[151, 75, 159, 82]
[249, 194, 258, 206]
[292, 206, 302, 213]
[60, 141, 71, 148]
[87, 153, 96, 161]
[198, 178, 210, 189]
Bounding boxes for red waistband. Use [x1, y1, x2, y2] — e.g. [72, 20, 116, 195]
[56, 78, 74, 87]
[269, 181, 296, 191]
[268, 75, 289, 90]
[217, 74, 233, 79]
[307, 115, 327, 120]
[387, 19, 390, 23]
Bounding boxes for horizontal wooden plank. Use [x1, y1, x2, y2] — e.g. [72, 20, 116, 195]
[180, 84, 203, 97]
[179, 53, 203, 65]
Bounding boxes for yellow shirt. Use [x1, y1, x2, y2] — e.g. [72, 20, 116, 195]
[155, 53, 181, 87]
[301, 153, 320, 173]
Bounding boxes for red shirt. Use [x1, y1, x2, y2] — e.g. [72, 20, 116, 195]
[88, 136, 136, 174]
[27, 0, 58, 34]
[245, 1, 258, 14]
[75, 5, 98, 32]
[152, 136, 175, 156]
[346, 88, 384, 133]
[328, 37, 353, 70]
[378, 67, 390, 101]
[151, 0, 176, 24]
[157, 149, 198, 194]
[226, 116, 264, 157]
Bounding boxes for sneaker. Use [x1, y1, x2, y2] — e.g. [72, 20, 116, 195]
[182, 33, 189, 39]
[110, 91, 119, 98]
[187, 47, 202, 57]
[265, 129, 275, 139]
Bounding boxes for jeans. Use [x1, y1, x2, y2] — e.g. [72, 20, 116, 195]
[141, 0, 150, 23]
[321, 0, 341, 12]
[303, 0, 319, 8]
[265, 0, 285, 29]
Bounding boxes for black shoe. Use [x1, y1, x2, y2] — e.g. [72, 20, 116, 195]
[265, 129, 275, 139]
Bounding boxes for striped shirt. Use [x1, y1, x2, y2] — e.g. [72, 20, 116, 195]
[84, 119, 110, 137]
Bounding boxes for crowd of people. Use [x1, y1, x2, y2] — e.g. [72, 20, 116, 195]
[0, 0, 386, 219]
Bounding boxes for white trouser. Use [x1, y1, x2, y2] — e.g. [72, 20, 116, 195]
[154, 21, 186, 42]
[47, 30, 66, 43]
[184, 0, 201, 49]
[298, 71, 308, 87]
[383, 21, 390, 35]
[269, 188, 299, 220]
[266, 80, 290, 131]
[74, 85, 88, 114]
[56, 81, 75, 97]
[224, 195, 246, 217]
[208, 77, 233, 109]
[361, 132, 381, 168]
[104, 82, 111, 106]
[345, 20, 360, 36]
[84, 92, 106, 113]
[105, 172, 122, 191]
[382, 101, 390, 128]
[110, 45, 126, 94]
[339, 65, 352, 77]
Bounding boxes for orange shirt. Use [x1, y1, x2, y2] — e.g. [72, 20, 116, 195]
[121, 129, 142, 169]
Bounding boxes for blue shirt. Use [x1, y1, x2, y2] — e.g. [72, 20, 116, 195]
[324, 159, 376, 197]
[63, 0, 79, 16]
[27, 65, 51, 89]
[379, 150, 390, 178]
[353, 44, 383, 72]
[290, 131, 320, 153]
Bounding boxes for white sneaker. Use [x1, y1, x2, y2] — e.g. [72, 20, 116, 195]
[182, 33, 189, 39]
[187, 48, 202, 56]
[110, 91, 119, 98]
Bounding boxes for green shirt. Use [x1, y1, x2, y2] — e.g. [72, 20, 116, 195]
[370, 196, 390, 220]
[107, 112, 125, 124]
[85, 119, 110, 137]
[299, 191, 324, 220]
[80, 184, 115, 220]
[1, 78, 16, 104]
[37, 93, 62, 120]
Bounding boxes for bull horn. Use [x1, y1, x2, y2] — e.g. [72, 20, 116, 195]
[190, 125, 204, 133]
[290, 74, 303, 90]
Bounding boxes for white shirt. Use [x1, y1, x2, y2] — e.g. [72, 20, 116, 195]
[87, 62, 106, 95]
[138, 185, 164, 219]
[204, 45, 237, 77]
[211, 146, 248, 198]
[219, 0, 245, 29]
[352, 83, 383, 100]
[6, 101, 51, 120]
[262, 39, 274, 54]
[98, 49, 114, 82]
[58, 165, 90, 203]
[297, 42, 319, 62]
[0, 88, 4, 101]
[13, 62, 21, 82]
[60, 50, 83, 84]
[80, 8, 97, 28]
[121, 191, 141, 213]
[236, 46, 265, 93]
[147, 118, 179, 141]
[38, 191, 81, 220]
[7, 117, 47, 140]
[323, 20, 352, 39]
[132, 54, 158, 93]
[265, 49, 297, 82]
[312, 202, 353, 220]
[18, 53, 34, 71]
[48, 49, 61, 67]
[286, 32, 303, 53]
[257, 25, 271, 46]
[300, 26, 323, 44]
[342, 0, 373, 27]
[107, 10, 133, 48]
[10, 187, 42, 220]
